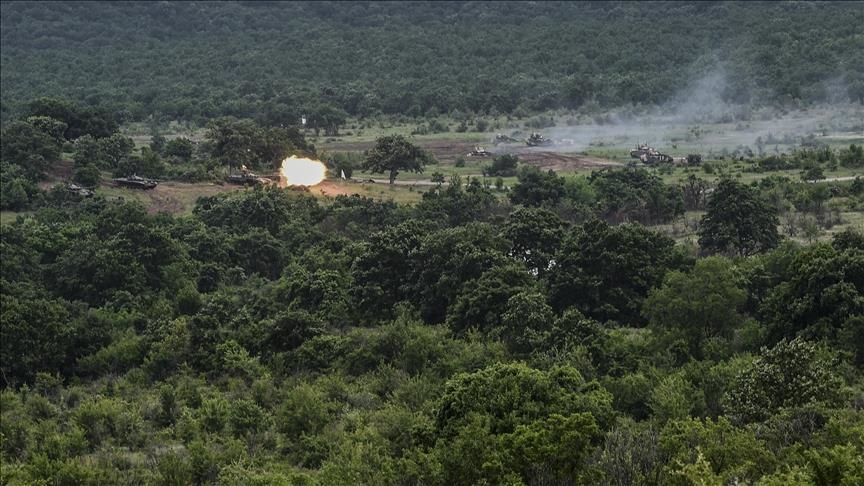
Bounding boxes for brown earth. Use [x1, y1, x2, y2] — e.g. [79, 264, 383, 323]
[323, 140, 621, 170]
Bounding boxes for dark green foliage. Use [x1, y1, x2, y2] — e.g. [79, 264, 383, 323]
[838, 144, 864, 168]
[1, 120, 61, 181]
[725, 338, 846, 424]
[0, 293, 73, 384]
[759, 243, 864, 360]
[206, 117, 310, 170]
[3, 4, 862, 120]
[509, 166, 566, 207]
[501, 205, 567, 274]
[1, 76, 862, 486]
[547, 219, 682, 323]
[644, 257, 748, 360]
[485, 154, 518, 177]
[445, 262, 536, 335]
[362, 135, 433, 184]
[164, 137, 194, 163]
[415, 174, 498, 226]
[71, 164, 101, 187]
[24, 97, 118, 139]
[589, 168, 684, 224]
[435, 362, 612, 437]
[698, 177, 780, 256]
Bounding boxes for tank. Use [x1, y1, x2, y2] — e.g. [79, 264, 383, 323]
[639, 152, 675, 165]
[467, 146, 492, 157]
[113, 174, 158, 189]
[493, 133, 519, 145]
[526, 132, 554, 147]
[66, 183, 94, 197]
[227, 166, 272, 186]
[630, 144, 674, 165]
[630, 144, 653, 158]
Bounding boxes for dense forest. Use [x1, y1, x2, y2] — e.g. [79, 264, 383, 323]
[2, 1, 864, 485]
[2, 164, 863, 484]
[2, 1, 864, 123]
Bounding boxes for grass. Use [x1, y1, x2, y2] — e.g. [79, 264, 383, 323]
[1, 210, 34, 226]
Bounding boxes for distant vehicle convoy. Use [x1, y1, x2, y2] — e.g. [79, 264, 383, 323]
[113, 174, 158, 189]
[493, 132, 557, 147]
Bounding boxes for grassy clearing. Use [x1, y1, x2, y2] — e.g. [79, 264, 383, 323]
[1, 211, 34, 226]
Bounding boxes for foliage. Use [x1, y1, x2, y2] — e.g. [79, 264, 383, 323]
[3, 4, 863, 121]
[547, 219, 682, 324]
[725, 338, 846, 424]
[362, 135, 433, 184]
[589, 168, 684, 224]
[644, 257, 748, 360]
[698, 177, 780, 256]
[485, 154, 519, 177]
[509, 166, 566, 207]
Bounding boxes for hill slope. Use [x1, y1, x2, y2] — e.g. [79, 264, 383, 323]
[2, 1, 863, 121]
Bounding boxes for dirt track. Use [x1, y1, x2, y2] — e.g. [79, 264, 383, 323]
[323, 140, 621, 170]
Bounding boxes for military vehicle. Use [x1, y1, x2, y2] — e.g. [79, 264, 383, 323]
[113, 175, 158, 189]
[686, 154, 703, 165]
[630, 144, 674, 165]
[467, 146, 492, 157]
[227, 166, 272, 186]
[493, 133, 519, 145]
[630, 144, 653, 158]
[227, 171, 271, 186]
[526, 132, 554, 147]
[66, 183, 94, 197]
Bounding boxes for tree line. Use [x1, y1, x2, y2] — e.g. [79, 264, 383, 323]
[2, 1, 863, 122]
[2, 161, 862, 483]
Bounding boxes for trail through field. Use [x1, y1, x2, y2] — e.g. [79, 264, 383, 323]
[323, 139, 621, 170]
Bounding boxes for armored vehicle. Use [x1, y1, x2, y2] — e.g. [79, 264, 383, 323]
[493, 133, 519, 145]
[227, 164, 272, 186]
[630, 144, 674, 165]
[113, 175, 158, 189]
[227, 171, 271, 186]
[639, 152, 674, 165]
[67, 183, 94, 197]
[526, 132, 554, 147]
[630, 144, 653, 158]
[467, 146, 492, 157]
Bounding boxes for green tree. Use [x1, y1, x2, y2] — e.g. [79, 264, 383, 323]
[801, 165, 826, 182]
[436, 362, 612, 437]
[164, 137, 194, 163]
[508, 166, 566, 207]
[643, 257, 748, 359]
[0, 178, 30, 210]
[547, 219, 682, 324]
[725, 338, 846, 424]
[698, 178, 780, 256]
[0, 294, 74, 384]
[72, 164, 102, 187]
[1, 120, 61, 180]
[759, 243, 864, 364]
[501, 205, 567, 275]
[25, 115, 68, 144]
[486, 154, 519, 177]
[363, 135, 433, 184]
